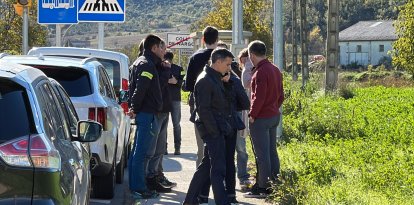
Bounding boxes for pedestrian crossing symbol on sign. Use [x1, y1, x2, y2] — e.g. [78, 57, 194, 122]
[78, 0, 125, 22]
[79, 0, 123, 14]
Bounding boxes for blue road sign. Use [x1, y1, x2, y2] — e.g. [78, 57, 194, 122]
[38, 0, 78, 24]
[78, 0, 125, 22]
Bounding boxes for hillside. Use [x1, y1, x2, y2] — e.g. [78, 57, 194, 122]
[63, 0, 212, 37]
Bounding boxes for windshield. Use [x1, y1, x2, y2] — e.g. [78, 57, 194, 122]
[29, 65, 92, 97]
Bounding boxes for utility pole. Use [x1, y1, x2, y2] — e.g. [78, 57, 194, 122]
[22, 6, 28, 54]
[273, 0, 283, 138]
[232, 0, 243, 45]
[300, 0, 309, 88]
[325, 0, 339, 91]
[232, 0, 243, 56]
[274, 0, 283, 68]
[292, 0, 298, 81]
[98, 23, 104, 49]
[56, 24, 62, 47]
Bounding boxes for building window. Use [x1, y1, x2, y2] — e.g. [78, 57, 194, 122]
[357, 45, 362, 52]
[379, 45, 384, 52]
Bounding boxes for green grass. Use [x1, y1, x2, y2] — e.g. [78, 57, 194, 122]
[245, 73, 414, 204]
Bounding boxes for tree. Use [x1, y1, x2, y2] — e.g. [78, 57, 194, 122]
[192, 0, 273, 56]
[0, 0, 47, 54]
[392, 1, 414, 76]
[308, 26, 324, 55]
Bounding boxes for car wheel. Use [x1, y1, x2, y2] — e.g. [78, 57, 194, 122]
[92, 159, 116, 199]
[116, 150, 125, 184]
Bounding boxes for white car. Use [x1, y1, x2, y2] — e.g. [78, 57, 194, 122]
[28, 47, 134, 160]
[1, 54, 130, 199]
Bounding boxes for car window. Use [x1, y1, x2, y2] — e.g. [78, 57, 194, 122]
[96, 58, 120, 94]
[98, 67, 115, 100]
[35, 82, 71, 140]
[101, 66, 116, 99]
[98, 68, 106, 96]
[0, 79, 34, 143]
[29, 65, 92, 97]
[53, 83, 79, 137]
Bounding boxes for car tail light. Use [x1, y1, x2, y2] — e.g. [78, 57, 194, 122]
[0, 136, 32, 167]
[97, 107, 107, 129]
[0, 135, 60, 169]
[89, 107, 107, 130]
[121, 78, 129, 114]
[121, 103, 128, 114]
[122, 78, 128, 90]
[88, 108, 95, 121]
[29, 135, 60, 169]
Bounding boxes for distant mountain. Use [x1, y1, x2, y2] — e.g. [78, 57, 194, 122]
[65, 0, 212, 36]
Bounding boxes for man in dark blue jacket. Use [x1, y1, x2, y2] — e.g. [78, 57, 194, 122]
[128, 34, 165, 199]
[184, 26, 219, 167]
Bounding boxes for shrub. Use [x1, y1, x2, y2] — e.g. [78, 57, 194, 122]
[378, 56, 392, 69]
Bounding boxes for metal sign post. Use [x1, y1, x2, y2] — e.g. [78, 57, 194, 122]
[22, 6, 28, 54]
[98, 23, 104, 49]
[178, 49, 182, 67]
[56, 24, 62, 47]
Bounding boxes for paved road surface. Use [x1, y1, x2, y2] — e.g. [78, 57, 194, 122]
[91, 103, 270, 205]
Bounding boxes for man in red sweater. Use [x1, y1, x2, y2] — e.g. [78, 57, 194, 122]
[244, 40, 284, 198]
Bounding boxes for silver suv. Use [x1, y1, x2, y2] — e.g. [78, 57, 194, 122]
[0, 60, 102, 204]
[1, 55, 130, 199]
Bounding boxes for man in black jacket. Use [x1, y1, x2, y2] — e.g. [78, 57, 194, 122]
[128, 34, 164, 199]
[197, 71, 251, 204]
[146, 40, 177, 193]
[165, 51, 185, 155]
[184, 26, 219, 167]
[183, 48, 235, 205]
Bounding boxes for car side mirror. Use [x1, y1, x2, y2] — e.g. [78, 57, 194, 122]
[118, 90, 129, 104]
[75, 120, 102, 142]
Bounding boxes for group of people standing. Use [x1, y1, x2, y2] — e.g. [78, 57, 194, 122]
[127, 25, 284, 205]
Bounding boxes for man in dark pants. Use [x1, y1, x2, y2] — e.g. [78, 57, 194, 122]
[244, 40, 285, 198]
[146, 40, 177, 193]
[165, 51, 185, 155]
[128, 34, 165, 199]
[224, 72, 250, 202]
[197, 71, 250, 204]
[184, 26, 219, 167]
[183, 48, 235, 205]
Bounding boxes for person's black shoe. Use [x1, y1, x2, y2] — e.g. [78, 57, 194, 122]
[130, 190, 159, 199]
[243, 184, 269, 198]
[174, 148, 181, 155]
[158, 175, 177, 188]
[155, 182, 172, 193]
